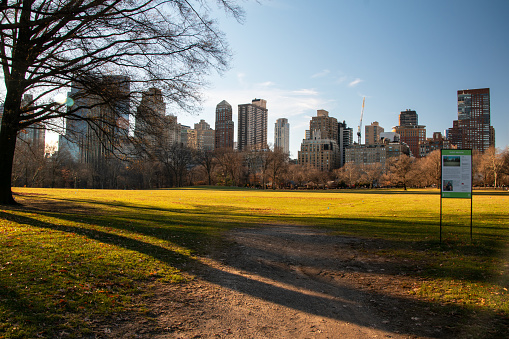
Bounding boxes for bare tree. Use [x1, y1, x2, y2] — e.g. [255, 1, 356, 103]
[246, 150, 270, 188]
[158, 143, 194, 188]
[0, 0, 244, 204]
[499, 147, 509, 186]
[478, 147, 504, 187]
[361, 163, 383, 188]
[267, 147, 289, 189]
[195, 150, 217, 186]
[385, 154, 415, 190]
[420, 150, 441, 188]
[334, 163, 361, 187]
[11, 137, 46, 187]
[303, 165, 329, 188]
[214, 148, 244, 186]
[284, 163, 306, 188]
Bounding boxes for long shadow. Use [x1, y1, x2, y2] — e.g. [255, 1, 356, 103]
[19, 195, 508, 283]
[6, 193, 509, 335]
[472, 190, 509, 196]
[2, 209, 508, 337]
[0, 211, 444, 337]
[0, 281, 62, 331]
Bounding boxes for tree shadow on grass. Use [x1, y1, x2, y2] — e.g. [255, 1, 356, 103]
[2, 207, 508, 338]
[0, 211, 447, 338]
[12, 194, 509, 284]
[3, 194, 509, 337]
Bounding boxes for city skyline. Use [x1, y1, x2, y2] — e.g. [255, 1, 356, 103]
[173, 0, 508, 158]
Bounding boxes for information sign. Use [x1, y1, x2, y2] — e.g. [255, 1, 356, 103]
[441, 149, 472, 198]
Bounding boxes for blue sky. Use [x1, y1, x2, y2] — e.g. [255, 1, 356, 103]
[176, 0, 509, 158]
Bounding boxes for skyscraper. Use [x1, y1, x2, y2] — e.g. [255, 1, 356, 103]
[135, 87, 166, 154]
[338, 120, 353, 167]
[365, 121, 384, 145]
[298, 110, 340, 171]
[393, 109, 426, 158]
[309, 109, 338, 141]
[274, 118, 290, 154]
[60, 76, 130, 168]
[238, 98, 268, 151]
[18, 94, 46, 158]
[447, 88, 493, 152]
[191, 119, 215, 151]
[215, 100, 234, 150]
[399, 109, 418, 126]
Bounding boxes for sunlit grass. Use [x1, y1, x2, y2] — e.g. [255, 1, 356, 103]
[1, 187, 508, 337]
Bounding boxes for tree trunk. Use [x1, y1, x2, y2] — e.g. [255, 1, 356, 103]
[0, 113, 19, 205]
[1, 7, 32, 204]
[207, 170, 213, 185]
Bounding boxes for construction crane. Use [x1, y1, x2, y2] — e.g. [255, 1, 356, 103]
[357, 97, 365, 144]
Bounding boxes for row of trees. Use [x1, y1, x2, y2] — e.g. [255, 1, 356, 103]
[335, 147, 509, 189]
[12, 141, 509, 190]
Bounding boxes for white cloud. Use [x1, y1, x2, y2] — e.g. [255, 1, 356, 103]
[336, 75, 348, 84]
[292, 89, 319, 96]
[348, 78, 363, 87]
[311, 69, 330, 78]
[256, 81, 276, 88]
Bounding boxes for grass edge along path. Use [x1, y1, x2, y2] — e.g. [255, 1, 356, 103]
[0, 187, 508, 338]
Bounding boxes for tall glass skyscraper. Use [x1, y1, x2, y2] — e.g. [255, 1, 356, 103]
[60, 75, 130, 167]
[274, 118, 290, 155]
[448, 88, 494, 153]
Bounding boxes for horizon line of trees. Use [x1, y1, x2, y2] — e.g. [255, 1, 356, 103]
[12, 140, 509, 190]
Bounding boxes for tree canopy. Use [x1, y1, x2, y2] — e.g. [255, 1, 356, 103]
[0, 0, 243, 204]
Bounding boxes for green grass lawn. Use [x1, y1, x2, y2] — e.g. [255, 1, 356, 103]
[1, 187, 508, 338]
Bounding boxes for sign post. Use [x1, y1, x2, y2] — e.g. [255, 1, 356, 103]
[440, 149, 473, 243]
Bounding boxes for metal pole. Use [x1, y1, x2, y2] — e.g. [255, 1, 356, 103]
[470, 149, 473, 242]
[440, 193, 442, 245]
[470, 195, 473, 242]
[440, 149, 443, 245]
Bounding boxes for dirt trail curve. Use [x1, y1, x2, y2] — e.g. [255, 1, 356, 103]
[111, 225, 453, 338]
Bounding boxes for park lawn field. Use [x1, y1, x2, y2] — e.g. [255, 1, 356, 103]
[1, 187, 508, 337]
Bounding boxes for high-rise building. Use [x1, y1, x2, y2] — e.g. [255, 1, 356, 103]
[298, 110, 340, 171]
[393, 109, 426, 158]
[215, 100, 234, 150]
[447, 88, 493, 152]
[135, 87, 166, 154]
[18, 94, 46, 157]
[2, 95, 46, 159]
[338, 120, 353, 167]
[274, 118, 290, 154]
[60, 76, 130, 168]
[309, 109, 338, 141]
[298, 135, 340, 172]
[179, 123, 191, 146]
[238, 98, 268, 151]
[189, 119, 215, 151]
[365, 121, 384, 145]
[399, 109, 418, 126]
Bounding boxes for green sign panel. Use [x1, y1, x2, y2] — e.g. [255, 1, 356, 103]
[441, 149, 472, 198]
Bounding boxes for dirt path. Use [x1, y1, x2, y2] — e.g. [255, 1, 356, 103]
[103, 225, 454, 338]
